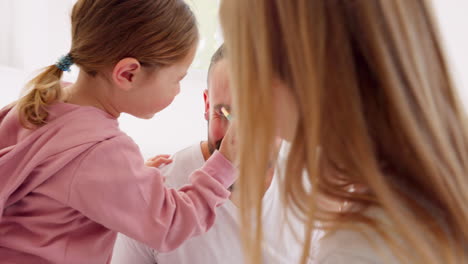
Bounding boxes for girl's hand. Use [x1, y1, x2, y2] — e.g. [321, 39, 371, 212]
[145, 154, 172, 168]
[219, 123, 237, 164]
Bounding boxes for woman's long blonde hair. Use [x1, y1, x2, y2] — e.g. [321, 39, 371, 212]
[17, 0, 198, 128]
[220, 0, 468, 263]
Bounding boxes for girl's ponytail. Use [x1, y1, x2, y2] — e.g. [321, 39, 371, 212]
[18, 55, 72, 128]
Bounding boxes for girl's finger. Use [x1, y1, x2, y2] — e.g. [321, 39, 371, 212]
[145, 158, 173, 168]
[148, 154, 171, 162]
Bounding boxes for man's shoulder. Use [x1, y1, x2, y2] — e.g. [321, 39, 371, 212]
[172, 144, 202, 160]
[162, 143, 204, 171]
[160, 143, 205, 187]
[112, 233, 157, 264]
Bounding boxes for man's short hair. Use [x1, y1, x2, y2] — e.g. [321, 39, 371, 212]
[207, 44, 225, 81]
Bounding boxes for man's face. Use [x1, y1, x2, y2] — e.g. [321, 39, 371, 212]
[204, 59, 232, 154]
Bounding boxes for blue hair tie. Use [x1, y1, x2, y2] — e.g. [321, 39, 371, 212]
[55, 54, 74, 72]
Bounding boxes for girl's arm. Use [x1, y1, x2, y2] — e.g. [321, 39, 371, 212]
[67, 135, 235, 252]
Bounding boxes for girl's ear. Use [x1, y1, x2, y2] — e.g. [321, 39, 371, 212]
[112, 58, 141, 91]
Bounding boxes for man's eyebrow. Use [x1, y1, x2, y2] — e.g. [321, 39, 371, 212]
[213, 104, 231, 111]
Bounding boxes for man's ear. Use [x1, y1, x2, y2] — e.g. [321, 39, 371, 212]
[112, 58, 141, 91]
[203, 89, 209, 121]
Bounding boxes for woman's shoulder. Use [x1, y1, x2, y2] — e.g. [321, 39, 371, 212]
[315, 210, 401, 264]
[316, 229, 384, 263]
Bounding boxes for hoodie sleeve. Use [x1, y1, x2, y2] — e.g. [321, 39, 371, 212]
[67, 135, 236, 252]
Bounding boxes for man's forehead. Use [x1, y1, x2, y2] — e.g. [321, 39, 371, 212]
[208, 60, 231, 103]
[209, 82, 230, 97]
[209, 87, 231, 107]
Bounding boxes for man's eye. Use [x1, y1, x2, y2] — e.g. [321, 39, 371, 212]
[215, 111, 229, 120]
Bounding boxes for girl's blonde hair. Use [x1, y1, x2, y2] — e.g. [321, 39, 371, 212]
[18, 0, 198, 127]
[220, 0, 468, 263]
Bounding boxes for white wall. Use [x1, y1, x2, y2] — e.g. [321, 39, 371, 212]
[0, 0, 73, 72]
[432, 0, 468, 108]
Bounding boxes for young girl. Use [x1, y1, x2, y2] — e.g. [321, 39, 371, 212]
[220, 0, 468, 263]
[0, 0, 237, 263]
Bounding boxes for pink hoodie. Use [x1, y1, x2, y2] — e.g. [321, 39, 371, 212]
[0, 103, 235, 264]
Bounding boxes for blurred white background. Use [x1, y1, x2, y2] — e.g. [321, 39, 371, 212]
[0, 0, 466, 157]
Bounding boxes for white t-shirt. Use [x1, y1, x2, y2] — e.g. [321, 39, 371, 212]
[112, 143, 319, 264]
[315, 208, 402, 264]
